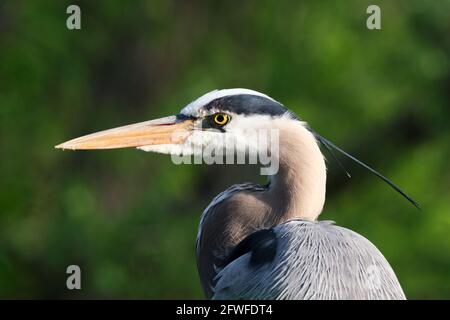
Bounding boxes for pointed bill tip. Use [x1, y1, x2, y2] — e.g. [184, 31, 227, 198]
[54, 141, 79, 150]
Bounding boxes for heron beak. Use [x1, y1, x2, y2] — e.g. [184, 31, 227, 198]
[55, 115, 194, 150]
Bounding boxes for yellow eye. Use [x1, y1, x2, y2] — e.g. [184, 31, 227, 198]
[213, 113, 230, 126]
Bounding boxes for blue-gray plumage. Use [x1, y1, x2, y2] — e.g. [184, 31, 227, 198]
[196, 181, 407, 300]
[56, 88, 418, 300]
[212, 220, 405, 300]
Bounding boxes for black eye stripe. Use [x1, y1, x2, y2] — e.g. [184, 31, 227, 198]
[203, 94, 286, 116]
[176, 114, 197, 121]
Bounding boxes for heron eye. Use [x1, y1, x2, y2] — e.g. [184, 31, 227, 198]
[213, 113, 230, 126]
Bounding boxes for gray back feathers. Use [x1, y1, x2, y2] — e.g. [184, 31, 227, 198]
[212, 220, 406, 300]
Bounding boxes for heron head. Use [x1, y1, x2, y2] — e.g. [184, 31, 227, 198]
[55, 89, 292, 167]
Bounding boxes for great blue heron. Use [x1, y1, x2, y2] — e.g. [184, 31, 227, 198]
[56, 88, 419, 299]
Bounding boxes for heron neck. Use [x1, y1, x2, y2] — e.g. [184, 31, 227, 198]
[268, 119, 326, 221]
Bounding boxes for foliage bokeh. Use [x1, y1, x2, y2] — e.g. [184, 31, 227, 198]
[0, 0, 449, 298]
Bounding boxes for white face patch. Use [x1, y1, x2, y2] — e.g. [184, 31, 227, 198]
[181, 88, 278, 117]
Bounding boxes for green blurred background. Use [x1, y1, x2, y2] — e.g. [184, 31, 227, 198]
[0, 0, 449, 299]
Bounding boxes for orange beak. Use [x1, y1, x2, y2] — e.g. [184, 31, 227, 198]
[55, 116, 194, 150]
